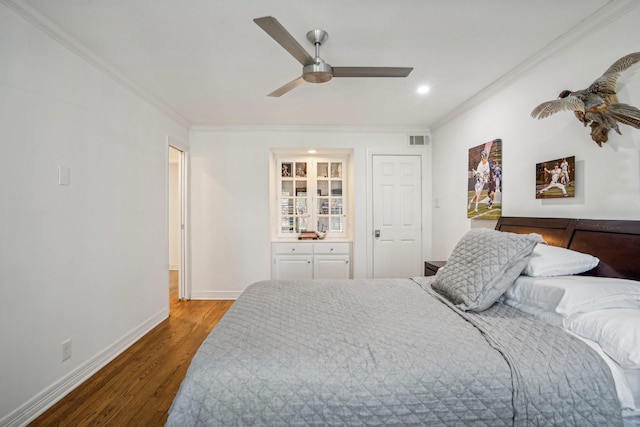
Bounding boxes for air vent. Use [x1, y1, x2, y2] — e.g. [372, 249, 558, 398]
[408, 134, 430, 146]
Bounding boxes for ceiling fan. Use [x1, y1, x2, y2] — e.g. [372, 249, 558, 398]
[254, 16, 413, 97]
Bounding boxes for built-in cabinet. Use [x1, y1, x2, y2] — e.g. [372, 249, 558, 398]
[271, 151, 353, 280]
[272, 242, 351, 280]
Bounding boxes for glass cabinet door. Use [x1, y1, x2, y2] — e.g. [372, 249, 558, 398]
[280, 161, 309, 234]
[277, 157, 347, 238]
[316, 161, 345, 235]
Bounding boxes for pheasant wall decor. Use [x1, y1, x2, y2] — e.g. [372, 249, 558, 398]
[531, 52, 640, 146]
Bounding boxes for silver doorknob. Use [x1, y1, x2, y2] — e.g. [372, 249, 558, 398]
[374, 230, 381, 238]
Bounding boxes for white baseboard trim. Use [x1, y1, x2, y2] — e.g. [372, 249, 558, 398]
[1, 308, 169, 427]
[190, 290, 240, 300]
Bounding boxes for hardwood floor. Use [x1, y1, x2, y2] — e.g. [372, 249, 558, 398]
[29, 271, 234, 426]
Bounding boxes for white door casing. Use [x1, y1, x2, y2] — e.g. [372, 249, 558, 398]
[372, 155, 422, 278]
[168, 137, 189, 301]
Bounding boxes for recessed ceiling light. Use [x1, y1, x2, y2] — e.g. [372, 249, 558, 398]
[417, 85, 430, 95]
[307, 149, 317, 154]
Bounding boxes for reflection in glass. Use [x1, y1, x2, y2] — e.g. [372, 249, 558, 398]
[295, 180, 307, 196]
[281, 162, 293, 177]
[281, 181, 293, 196]
[331, 181, 342, 196]
[318, 198, 329, 214]
[296, 216, 308, 232]
[317, 180, 328, 197]
[295, 162, 307, 177]
[317, 162, 328, 178]
[317, 217, 328, 233]
[330, 217, 343, 233]
[331, 162, 342, 178]
[330, 199, 343, 214]
[281, 198, 293, 215]
[281, 216, 294, 233]
[296, 199, 307, 215]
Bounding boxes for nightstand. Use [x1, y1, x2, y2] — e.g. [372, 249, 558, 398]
[424, 261, 446, 276]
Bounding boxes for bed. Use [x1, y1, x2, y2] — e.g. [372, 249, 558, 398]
[166, 217, 640, 426]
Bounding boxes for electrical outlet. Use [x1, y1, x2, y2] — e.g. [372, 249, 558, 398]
[62, 339, 72, 362]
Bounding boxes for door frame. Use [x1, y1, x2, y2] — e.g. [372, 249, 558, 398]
[167, 136, 190, 301]
[366, 148, 432, 279]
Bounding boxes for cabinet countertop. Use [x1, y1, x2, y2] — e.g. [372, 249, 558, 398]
[272, 240, 352, 243]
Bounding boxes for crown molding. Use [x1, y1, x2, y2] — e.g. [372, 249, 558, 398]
[190, 124, 431, 134]
[431, 0, 640, 130]
[1, 0, 191, 130]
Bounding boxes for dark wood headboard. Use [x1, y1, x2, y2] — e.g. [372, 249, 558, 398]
[496, 217, 640, 281]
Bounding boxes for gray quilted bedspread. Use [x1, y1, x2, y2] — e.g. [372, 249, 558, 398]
[165, 278, 622, 426]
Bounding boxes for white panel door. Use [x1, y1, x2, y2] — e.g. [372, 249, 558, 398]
[372, 155, 422, 278]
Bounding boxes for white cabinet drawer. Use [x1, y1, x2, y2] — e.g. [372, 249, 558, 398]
[313, 242, 350, 254]
[272, 243, 313, 255]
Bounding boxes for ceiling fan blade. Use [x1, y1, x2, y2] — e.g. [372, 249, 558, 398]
[268, 76, 306, 97]
[332, 67, 413, 78]
[254, 16, 314, 66]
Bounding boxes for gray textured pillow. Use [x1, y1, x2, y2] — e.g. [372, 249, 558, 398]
[432, 228, 543, 312]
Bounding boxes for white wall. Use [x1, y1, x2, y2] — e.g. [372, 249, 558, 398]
[0, 4, 188, 425]
[430, 6, 640, 259]
[189, 127, 432, 298]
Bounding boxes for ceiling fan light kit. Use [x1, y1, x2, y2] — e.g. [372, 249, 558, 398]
[254, 16, 413, 96]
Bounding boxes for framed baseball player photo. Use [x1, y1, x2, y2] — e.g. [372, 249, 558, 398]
[536, 156, 575, 199]
[467, 138, 502, 219]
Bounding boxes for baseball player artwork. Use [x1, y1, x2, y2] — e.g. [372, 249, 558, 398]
[535, 156, 575, 199]
[467, 138, 502, 219]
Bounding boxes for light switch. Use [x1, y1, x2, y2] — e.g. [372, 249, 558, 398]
[58, 166, 70, 186]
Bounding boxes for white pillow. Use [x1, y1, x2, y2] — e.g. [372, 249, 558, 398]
[567, 308, 640, 369]
[503, 275, 640, 317]
[522, 243, 599, 277]
[500, 297, 567, 327]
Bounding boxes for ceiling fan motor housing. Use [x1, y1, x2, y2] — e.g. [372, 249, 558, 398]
[303, 61, 333, 83]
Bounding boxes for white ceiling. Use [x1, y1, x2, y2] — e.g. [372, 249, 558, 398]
[11, 0, 626, 129]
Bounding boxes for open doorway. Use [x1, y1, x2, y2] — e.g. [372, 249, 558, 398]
[168, 142, 188, 302]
